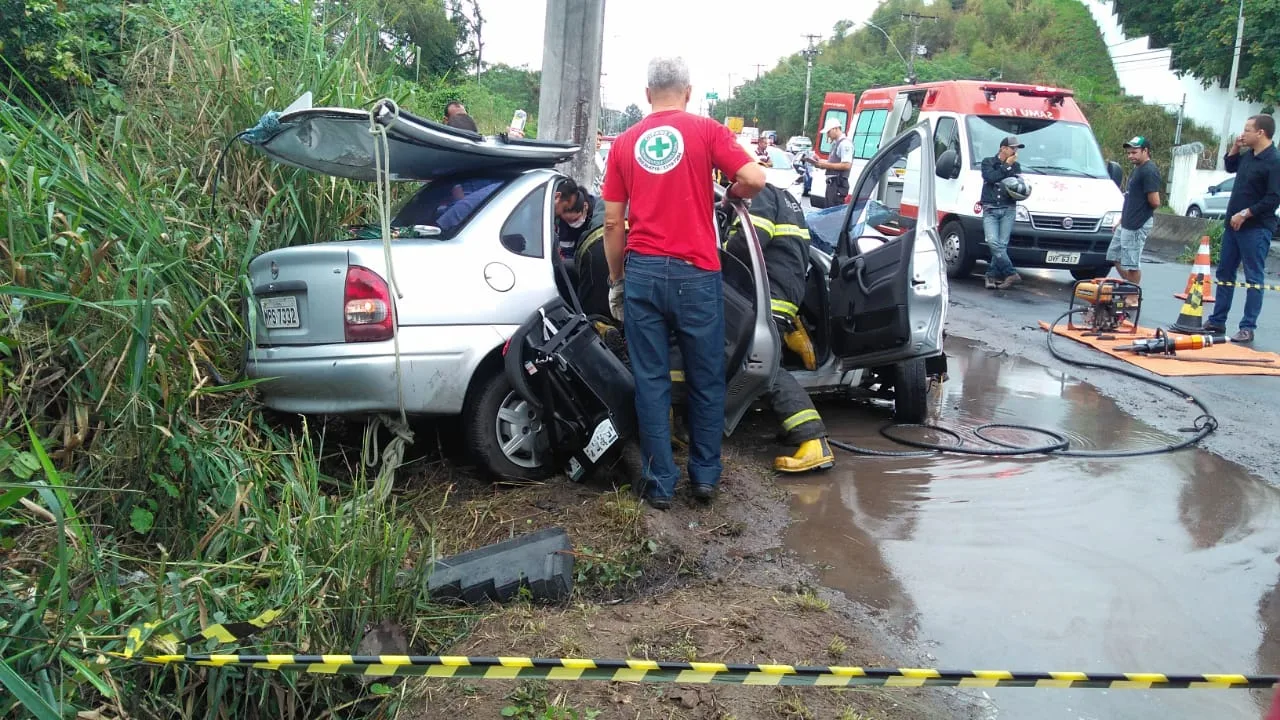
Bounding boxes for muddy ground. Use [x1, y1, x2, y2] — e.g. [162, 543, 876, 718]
[386, 438, 987, 720]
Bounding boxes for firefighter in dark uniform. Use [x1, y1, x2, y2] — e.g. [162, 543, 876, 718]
[724, 183, 835, 473]
[573, 198, 613, 320]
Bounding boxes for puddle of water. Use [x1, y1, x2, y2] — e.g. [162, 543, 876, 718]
[781, 339, 1280, 719]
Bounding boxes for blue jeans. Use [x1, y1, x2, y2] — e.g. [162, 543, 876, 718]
[1209, 226, 1273, 331]
[982, 205, 1016, 279]
[623, 253, 726, 499]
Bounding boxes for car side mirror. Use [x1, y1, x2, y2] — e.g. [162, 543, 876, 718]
[1107, 161, 1123, 189]
[1209, 184, 1219, 194]
[936, 149, 961, 180]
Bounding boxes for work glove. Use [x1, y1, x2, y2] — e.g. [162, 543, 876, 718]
[608, 278, 624, 322]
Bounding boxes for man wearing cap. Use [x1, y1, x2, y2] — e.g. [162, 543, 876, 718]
[812, 119, 853, 207]
[1109, 136, 1161, 284]
[979, 136, 1025, 289]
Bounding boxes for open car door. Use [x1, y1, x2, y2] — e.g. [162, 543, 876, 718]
[827, 122, 947, 368]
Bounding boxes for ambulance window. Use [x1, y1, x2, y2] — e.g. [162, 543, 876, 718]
[500, 184, 546, 259]
[853, 109, 888, 159]
[934, 117, 959, 157]
[818, 109, 849, 154]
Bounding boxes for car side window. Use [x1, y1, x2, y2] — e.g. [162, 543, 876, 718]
[934, 117, 959, 158]
[501, 184, 546, 258]
[392, 175, 509, 236]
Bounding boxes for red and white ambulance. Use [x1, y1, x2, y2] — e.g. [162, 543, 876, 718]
[811, 81, 1125, 280]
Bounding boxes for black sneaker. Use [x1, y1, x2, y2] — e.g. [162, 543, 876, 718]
[691, 483, 717, 502]
[644, 495, 672, 511]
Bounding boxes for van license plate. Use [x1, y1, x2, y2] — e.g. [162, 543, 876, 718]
[260, 296, 300, 329]
[584, 419, 619, 463]
[1045, 251, 1080, 265]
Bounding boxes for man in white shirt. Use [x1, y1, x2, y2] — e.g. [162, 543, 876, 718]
[812, 119, 853, 206]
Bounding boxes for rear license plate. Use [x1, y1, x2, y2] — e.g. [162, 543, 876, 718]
[260, 296, 300, 329]
[1045, 251, 1081, 265]
[583, 418, 619, 463]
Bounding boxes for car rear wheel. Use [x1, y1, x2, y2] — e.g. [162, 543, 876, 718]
[464, 371, 553, 481]
[941, 220, 975, 279]
[893, 357, 928, 424]
[1070, 265, 1113, 282]
[1186, 205, 1203, 218]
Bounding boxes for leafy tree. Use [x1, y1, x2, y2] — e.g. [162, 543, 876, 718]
[621, 103, 644, 131]
[1169, 0, 1279, 105]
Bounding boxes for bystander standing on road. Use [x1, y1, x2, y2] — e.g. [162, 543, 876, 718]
[1206, 115, 1280, 344]
[1108, 136, 1161, 284]
[601, 56, 765, 510]
[755, 136, 773, 167]
[980, 135, 1025, 290]
[811, 119, 852, 206]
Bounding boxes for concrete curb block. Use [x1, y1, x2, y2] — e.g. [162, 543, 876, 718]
[425, 526, 574, 604]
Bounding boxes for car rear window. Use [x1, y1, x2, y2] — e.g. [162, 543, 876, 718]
[391, 174, 513, 235]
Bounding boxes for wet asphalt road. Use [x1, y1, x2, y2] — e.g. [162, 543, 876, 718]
[767, 256, 1280, 719]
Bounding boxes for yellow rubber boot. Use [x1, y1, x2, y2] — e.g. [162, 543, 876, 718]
[774, 438, 835, 473]
[784, 323, 817, 370]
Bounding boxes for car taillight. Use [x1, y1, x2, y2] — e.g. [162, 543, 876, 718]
[344, 265, 394, 342]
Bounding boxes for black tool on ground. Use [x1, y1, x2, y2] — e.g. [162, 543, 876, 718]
[1113, 327, 1226, 355]
[829, 308, 1219, 460]
[1068, 278, 1141, 335]
[504, 299, 636, 482]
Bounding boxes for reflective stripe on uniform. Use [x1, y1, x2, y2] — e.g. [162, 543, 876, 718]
[773, 224, 810, 242]
[749, 215, 777, 237]
[771, 299, 799, 318]
[575, 227, 606, 265]
[782, 408, 822, 432]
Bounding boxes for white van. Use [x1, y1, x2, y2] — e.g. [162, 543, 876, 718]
[811, 81, 1126, 281]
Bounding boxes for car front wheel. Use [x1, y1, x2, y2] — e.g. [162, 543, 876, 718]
[464, 372, 553, 481]
[1186, 205, 1203, 218]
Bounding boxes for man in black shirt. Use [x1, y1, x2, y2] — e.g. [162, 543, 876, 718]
[1107, 136, 1161, 284]
[980, 136, 1024, 289]
[1205, 115, 1280, 343]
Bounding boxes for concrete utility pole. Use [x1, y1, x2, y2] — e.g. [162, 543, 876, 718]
[538, 0, 606, 186]
[800, 34, 822, 134]
[1218, 0, 1245, 170]
[900, 12, 938, 84]
[1174, 93, 1186, 146]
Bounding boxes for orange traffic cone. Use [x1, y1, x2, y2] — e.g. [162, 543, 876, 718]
[1175, 236, 1215, 303]
[1168, 275, 1206, 334]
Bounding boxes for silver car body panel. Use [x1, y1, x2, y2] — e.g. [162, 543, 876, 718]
[246, 170, 562, 414]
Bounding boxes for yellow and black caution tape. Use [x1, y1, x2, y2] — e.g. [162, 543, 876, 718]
[1212, 279, 1280, 292]
[119, 609, 283, 660]
[115, 653, 1278, 690]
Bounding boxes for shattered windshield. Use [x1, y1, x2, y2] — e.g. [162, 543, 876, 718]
[966, 116, 1108, 179]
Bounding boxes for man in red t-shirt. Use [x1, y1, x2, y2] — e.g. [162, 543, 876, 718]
[601, 56, 765, 510]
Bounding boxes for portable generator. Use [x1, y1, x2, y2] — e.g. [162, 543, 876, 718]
[1068, 278, 1142, 335]
[503, 298, 636, 482]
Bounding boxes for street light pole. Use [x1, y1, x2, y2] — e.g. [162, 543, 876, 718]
[1219, 0, 1245, 170]
[900, 12, 938, 84]
[863, 21, 908, 72]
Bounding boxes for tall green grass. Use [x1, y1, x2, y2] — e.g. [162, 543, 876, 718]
[0, 2, 485, 717]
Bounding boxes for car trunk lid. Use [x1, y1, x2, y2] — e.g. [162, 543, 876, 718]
[239, 93, 580, 182]
[247, 245, 352, 346]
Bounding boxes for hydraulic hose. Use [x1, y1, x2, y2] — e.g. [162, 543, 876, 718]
[830, 309, 1219, 459]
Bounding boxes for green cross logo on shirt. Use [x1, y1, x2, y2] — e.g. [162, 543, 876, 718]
[635, 126, 685, 174]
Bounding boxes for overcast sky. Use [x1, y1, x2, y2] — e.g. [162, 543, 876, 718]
[478, 1, 880, 114]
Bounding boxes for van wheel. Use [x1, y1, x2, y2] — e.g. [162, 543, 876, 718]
[464, 372, 554, 482]
[1070, 265, 1113, 282]
[941, 221, 975, 279]
[893, 357, 928, 424]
